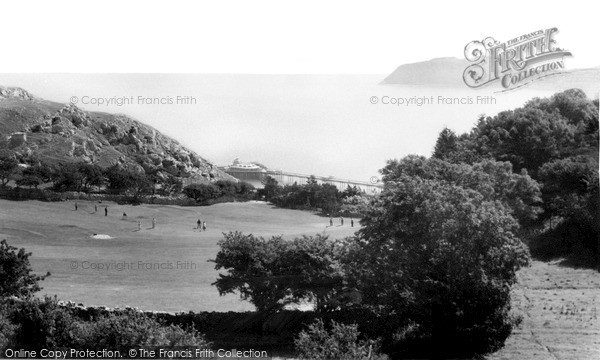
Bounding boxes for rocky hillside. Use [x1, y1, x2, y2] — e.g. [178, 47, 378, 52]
[0, 86, 234, 183]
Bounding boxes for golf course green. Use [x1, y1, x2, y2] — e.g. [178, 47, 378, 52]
[0, 199, 359, 313]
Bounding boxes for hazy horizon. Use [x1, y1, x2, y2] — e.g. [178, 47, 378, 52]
[0, 74, 569, 181]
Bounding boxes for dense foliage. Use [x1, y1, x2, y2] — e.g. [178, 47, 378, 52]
[433, 89, 599, 264]
[0, 156, 258, 205]
[259, 175, 371, 215]
[294, 319, 388, 360]
[352, 175, 530, 354]
[1, 297, 210, 352]
[212, 232, 348, 312]
[183, 180, 254, 204]
[0, 239, 49, 299]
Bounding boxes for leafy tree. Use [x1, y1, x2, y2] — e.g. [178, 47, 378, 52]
[381, 156, 542, 227]
[183, 183, 222, 203]
[314, 184, 341, 215]
[238, 181, 255, 196]
[105, 165, 151, 198]
[78, 163, 104, 192]
[352, 176, 530, 354]
[214, 180, 241, 196]
[469, 107, 576, 174]
[212, 232, 346, 312]
[0, 239, 50, 299]
[339, 194, 371, 217]
[0, 157, 19, 186]
[527, 89, 599, 144]
[537, 155, 598, 222]
[15, 175, 42, 189]
[51, 163, 85, 192]
[212, 232, 290, 312]
[281, 235, 347, 311]
[260, 175, 281, 200]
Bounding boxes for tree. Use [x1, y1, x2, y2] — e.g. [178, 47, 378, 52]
[0, 240, 50, 299]
[469, 107, 576, 174]
[380, 156, 542, 227]
[314, 184, 341, 215]
[538, 155, 598, 221]
[15, 175, 42, 189]
[214, 180, 241, 196]
[432, 127, 458, 160]
[238, 181, 255, 196]
[183, 183, 221, 203]
[260, 176, 281, 200]
[78, 163, 104, 192]
[212, 232, 346, 312]
[341, 185, 362, 199]
[105, 165, 151, 198]
[52, 163, 85, 192]
[212, 232, 291, 312]
[351, 176, 530, 354]
[0, 157, 19, 186]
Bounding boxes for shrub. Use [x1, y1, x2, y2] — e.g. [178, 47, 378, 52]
[294, 319, 387, 360]
[0, 239, 50, 299]
[183, 183, 222, 203]
[4, 298, 210, 351]
[353, 175, 530, 355]
[75, 309, 210, 351]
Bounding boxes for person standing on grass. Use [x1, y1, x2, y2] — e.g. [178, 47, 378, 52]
[351, 218, 354, 227]
[197, 219, 201, 229]
[95, 204, 98, 213]
[202, 221, 206, 232]
[329, 217, 333, 227]
[105, 207, 108, 216]
[152, 218, 156, 229]
[75, 202, 78, 211]
[340, 217, 344, 226]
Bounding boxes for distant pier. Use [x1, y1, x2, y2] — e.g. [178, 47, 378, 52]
[223, 168, 383, 194]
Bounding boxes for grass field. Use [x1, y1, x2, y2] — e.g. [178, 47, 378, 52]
[2, 199, 599, 359]
[0, 199, 358, 313]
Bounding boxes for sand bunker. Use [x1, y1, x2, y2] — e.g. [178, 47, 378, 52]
[90, 234, 113, 239]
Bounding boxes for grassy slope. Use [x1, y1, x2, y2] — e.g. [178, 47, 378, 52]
[2, 199, 598, 358]
[0, 199, 358, 313]
[487, 260, 600, 360]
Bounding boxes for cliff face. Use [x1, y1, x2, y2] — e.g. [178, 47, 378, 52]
[0, 86, 234, 183]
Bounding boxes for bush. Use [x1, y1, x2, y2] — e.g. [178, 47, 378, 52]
[353, 175, 530, 355]
[183, 183, 222, 203]
[4, 297, 210, 352]
[294, 319, 387, 360]
[0, 239, 50, 299]
[75, 308, 210, 351]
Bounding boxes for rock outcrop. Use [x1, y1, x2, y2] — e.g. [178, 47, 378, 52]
[0, 86, 234, 183]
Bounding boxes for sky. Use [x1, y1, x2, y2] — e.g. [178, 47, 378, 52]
[1, 0, 598, 74]
[1, 1, 598, 181]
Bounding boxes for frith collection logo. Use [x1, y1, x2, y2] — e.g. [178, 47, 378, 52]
[463, 28, 572, 90]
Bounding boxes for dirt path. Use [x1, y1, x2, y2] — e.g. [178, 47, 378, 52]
[487, 260, 600, 360]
